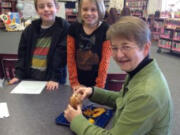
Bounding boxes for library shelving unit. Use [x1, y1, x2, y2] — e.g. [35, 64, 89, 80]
[151, 18, 164, 40]
[126, 0, 149, 17]
[104, 0, 110, 9]
[157, 18, 180, 54]
[0, 0, 17, 28]
[63, 0, 77, 24]
[172, 28, 180, 52]
[65, 8, 77, 23]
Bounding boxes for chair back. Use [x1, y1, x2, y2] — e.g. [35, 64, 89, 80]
[105, 73, 127, 91]
[1, 58, 18, 81]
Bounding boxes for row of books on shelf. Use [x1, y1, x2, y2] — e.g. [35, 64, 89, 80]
[154, 18, 180, 27]
[151, 18, 180, 53]
[151, 18, 180, 40]
[126, 0, 147, 3]
[126, 0, 147, 17]
[126, 0, 147, 1]
[131, 11, 143, 17]
[158, 28, 180, 52]
[158, 39, 180, 52]
[129, 7, 146, 11]
[127, 1, 146, 7]
[161, 11, 180, 19]
[160, 29, 180, 40]
[1, 2, 12, 8]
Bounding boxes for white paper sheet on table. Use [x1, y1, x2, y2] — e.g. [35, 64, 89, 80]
[11, 81, 47, 94]
[0, 102, 10, 118]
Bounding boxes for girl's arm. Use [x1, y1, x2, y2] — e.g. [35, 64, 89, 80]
[67, 35, 80, 88]
[95, 40, 111, 88]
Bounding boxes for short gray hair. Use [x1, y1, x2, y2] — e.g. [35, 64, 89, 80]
[77, 0, 105, 23]
[107, 16, 151, 48]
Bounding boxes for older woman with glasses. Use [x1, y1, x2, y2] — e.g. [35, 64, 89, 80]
[64, 16, 173, 135]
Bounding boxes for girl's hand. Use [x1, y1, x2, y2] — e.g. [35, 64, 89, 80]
[9, 77, 19, 85]
[64, 104, 82, 122]
[74, 87, 93, 102]
[46, 81, 59, 91]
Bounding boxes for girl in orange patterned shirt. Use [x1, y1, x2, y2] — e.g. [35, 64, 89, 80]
[67, 0, 111, 90]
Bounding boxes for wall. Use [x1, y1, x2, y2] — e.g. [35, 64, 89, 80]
[21, 0, 37, 19]
[109, 0, 124, 10]
[147, 0, 162, 15]
[57, 2, 66, 19]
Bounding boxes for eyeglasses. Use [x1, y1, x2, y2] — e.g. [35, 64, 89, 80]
[111, 45, 138, 53]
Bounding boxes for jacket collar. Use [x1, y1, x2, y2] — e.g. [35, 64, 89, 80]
[122, 59, 160, 95]
[127, 59, 160, 88]
[127, 55, 152, 79]
[31, 17, 63, 33]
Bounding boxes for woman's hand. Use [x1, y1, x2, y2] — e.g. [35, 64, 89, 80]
[64, 104, 82, 122]
[72, 84, 85, 91]
[46, 81, 59, 91]
[9, 77, 19, 85]
[74, 87, 93, 102]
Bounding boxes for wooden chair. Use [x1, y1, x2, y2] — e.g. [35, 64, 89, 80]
[1, 58, 18, 81]
[105, 73, 127, 91]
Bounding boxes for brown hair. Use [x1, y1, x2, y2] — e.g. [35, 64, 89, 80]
[106, 8, 119, 25]
[34, 0, 58, 10]
[77, 0, 105, 23]
[107, 16, 151, 48]
[120, 7, 131, 17]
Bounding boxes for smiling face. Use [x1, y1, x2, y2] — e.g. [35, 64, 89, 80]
[111, 36, 149, 72]
[80, 0, 99, 27]
[36, 0, 58, 26]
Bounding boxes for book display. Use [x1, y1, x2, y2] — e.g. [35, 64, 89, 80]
[157, 18, 180, 53]
[126, 0, 148, 17]
[0, 0, 17, 28]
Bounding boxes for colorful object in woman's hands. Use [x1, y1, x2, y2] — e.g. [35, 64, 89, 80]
[83, 107, 106, 118]
[88, 118, 95, 124]
[69, 93, 81, 109]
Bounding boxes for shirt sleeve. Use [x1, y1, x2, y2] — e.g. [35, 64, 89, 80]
[70, 94, 159, 135]
[95, 40, 111, 88]
[67, 35, 80, 87]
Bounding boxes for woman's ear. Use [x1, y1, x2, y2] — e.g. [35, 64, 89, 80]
[143, 42, 151, 56]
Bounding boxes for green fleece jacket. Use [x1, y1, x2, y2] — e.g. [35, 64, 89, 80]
[70, 59, 173, 135]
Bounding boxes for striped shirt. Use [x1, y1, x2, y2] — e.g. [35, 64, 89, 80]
[30, 25, 54, 80]
[31, 37, 51, 71]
